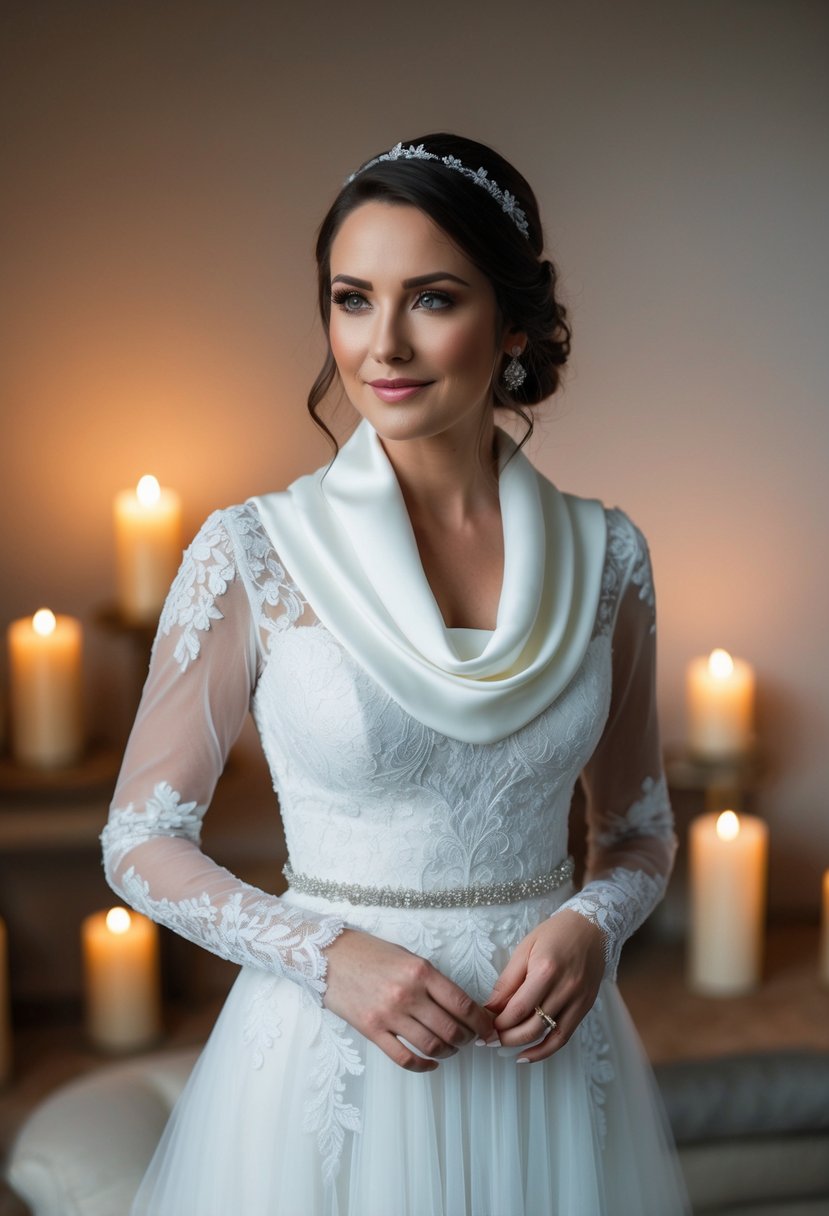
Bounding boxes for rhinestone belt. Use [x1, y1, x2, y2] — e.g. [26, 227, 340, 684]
[282, 856, 575, 910]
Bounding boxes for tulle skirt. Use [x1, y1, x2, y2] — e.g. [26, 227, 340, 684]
[132, 895, 690, 1216]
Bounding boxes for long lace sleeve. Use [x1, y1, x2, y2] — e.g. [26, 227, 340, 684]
[100, 507, 346, 1005]
[554, 514, 677, 981]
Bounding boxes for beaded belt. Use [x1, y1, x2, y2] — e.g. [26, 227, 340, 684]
[282, 856, 575, 909]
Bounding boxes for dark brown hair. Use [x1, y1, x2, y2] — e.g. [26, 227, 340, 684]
[308, 133, 571, 451]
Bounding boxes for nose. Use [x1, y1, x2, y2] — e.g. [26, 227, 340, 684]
[368, 304, 413, 365]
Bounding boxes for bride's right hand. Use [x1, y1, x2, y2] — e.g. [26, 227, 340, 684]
[322, 928, 496, 1073]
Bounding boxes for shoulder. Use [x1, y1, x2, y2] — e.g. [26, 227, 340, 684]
[557, 489, 653, 585]
[603, 505, 653, 583]
[155, 503, 305, 673]
[586, 503, 658, 639]
[189, 502, 303, 606]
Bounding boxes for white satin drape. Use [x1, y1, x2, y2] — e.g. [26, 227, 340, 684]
[250, 421, 606, 743]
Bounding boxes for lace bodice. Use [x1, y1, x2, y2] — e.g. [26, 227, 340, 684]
[102, 499, 675, 995]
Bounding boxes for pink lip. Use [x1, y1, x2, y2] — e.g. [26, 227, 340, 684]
[368, 379, 432, 402]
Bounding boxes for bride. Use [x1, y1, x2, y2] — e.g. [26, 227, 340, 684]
[102, 132, 690, 1214]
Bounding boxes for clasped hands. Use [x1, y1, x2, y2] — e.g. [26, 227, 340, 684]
[322, 909, 605, 1073]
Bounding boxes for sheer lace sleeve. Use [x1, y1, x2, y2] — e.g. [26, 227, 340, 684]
[100, 507, 345, 1004]
[554, 512, 677, 981]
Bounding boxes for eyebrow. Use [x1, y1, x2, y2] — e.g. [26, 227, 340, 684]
[330, 271, 471, 289]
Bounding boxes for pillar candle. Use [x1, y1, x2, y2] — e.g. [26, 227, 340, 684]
[688, 809, 768, 995]
[82, 907, 161, 1052]
[7, 609, 84, 768]
[114, 475, 182, 624]
[687, 649, 755, 760]
[820, 870, 829, 987]
[0, 918, 11, 1086]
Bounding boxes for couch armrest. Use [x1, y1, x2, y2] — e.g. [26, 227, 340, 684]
[5, 1049, 198, 1216]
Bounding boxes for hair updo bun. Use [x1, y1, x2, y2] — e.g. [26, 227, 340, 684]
[308, 132, 571, 448]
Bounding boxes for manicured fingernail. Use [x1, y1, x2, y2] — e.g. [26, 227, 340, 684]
[475, 1038, 487, 1046]
[516, 1057, 530, 1064]
[477, 1033, 500, 1046]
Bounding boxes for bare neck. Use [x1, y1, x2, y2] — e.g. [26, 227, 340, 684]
[379, 417, 500, 529]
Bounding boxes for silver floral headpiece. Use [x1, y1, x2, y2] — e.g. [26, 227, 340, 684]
[345, 142, 530, 240]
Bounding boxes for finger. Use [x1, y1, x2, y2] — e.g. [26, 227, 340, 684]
[496, 986, 566, 1047]
[492, 966, 559, 1033]
[497, 1001, 562, 1049]
[426, 972, 494, 1041]
[515, 1001, 581, 1064]
[397, 1014, 460, 1060]
[483, 940, 531, 1012]
[408, 1001, 478, 1050]
[377, 1030, 439, 1073]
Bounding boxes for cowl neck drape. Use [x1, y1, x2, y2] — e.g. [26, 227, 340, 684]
[250, 420, 606, 744]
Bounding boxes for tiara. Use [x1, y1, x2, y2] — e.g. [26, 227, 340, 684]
[345, 142, 530, 240]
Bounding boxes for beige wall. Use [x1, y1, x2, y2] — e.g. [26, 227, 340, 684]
[1, 1, 827, 914]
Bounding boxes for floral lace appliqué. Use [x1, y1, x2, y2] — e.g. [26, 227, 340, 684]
[154, 509, 236, 672]
[118, 867, 344, 1001]
[100, 781, 205, 875]
[578, 994, 615, 1150]
[224, 503, 308, 654]
[594, 509, 656, 639]
[243, 975, 283, 1070]
[302, 997, 365, 1185]
[563, 867, 667, 982]
[594, 773, 675, 849]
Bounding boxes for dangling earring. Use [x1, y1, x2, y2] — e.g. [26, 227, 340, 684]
[503, 345, 527, 392]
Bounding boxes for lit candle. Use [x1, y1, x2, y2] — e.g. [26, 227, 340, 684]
[688, 809, 768, 995]
[7, 608, 84, 768]
[82, 907, 161, 1052]
[687, 649, 755, 760]
[114, 475, 182, 624]
[0, 917, 10, 1086]
[820, 870, 829, 988]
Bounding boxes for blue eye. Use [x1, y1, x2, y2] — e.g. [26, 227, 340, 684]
[331, 289, 368, 312]
[417, 291, 452, 311]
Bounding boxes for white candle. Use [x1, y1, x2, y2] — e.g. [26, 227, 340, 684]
[820, 870, 829, 987]
[687, 649, 755, 760]
[688, 809, 768, 995]
[82, 907, 161, 1052]
[114, 475, 182, 624]
[7, 609, 84, 768]
[0, 918, 11, 1086]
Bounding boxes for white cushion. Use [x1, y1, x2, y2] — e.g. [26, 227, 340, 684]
[5, 1048, 197, 1216]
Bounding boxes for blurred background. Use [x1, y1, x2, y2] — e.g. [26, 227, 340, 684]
[0, 1, 827, 1212]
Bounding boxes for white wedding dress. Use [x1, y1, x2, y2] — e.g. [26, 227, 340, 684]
[101, 439, 690, 1215]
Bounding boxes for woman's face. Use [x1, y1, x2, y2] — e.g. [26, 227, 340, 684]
[327, 201, 521, 446]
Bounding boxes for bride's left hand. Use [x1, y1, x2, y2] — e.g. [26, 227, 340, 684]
[482, 909, 606, 1062]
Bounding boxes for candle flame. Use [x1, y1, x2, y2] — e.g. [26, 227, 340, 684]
[106, 907, 132, 934]
[716, 810, 740, 841]
[32, 608, 57, 637]
[136, 474, 161, 508]
[708, 648, 735, 679]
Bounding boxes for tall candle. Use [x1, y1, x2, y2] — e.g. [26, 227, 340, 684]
[687, 649, 755, 759]
[114, 475, 182, 624]
[82, 907, 161, 1052]
[689, 809, 768, 995]
[0, 918, 11, 1086]
[820, 870, 829, 987]
[7, 609, 84, 768]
